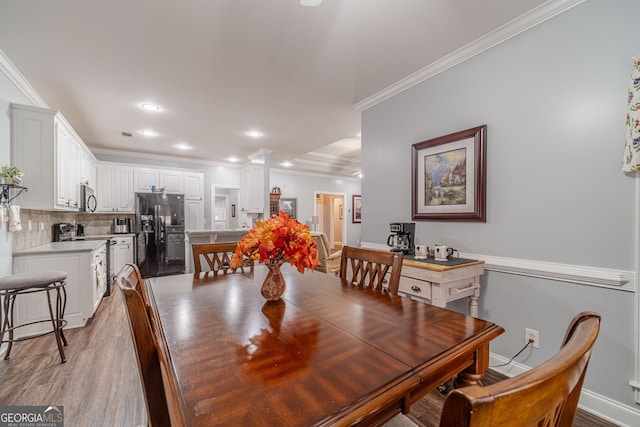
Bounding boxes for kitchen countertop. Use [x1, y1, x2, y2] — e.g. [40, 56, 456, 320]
[185, 229, 249, 236]
[74, 233, 135, 240]
[13, 240, 106, 256]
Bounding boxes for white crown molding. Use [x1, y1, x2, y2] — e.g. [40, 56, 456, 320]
[91, 147, 236, 168]
[271, 166, 361, 182]
[360, 242, 634, 291]
[354, 0, 586, 112]
[0, 48, 49, 108]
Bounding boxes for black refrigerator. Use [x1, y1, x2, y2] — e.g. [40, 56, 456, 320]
[135, 192, 186, 278]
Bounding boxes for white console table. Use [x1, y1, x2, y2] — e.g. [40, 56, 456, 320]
[398, 258, 484, 317]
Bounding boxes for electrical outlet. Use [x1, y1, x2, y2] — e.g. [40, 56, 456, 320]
[525, 328, 540, 349]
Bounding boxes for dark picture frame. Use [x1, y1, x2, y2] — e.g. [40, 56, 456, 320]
[352, 194, 362, 223]
[411, 125, 486, 222]
[279, 197, 298, 219]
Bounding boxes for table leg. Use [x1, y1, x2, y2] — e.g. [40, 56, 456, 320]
[468, 278, 480, 318]
[454, 343, 490, 388]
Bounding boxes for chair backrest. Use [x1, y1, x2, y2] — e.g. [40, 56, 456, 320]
[192, 242, 251, 274]
[439, 311, 601, 427]
[118, 263, 150, 307]
[117, 269, 171, 427]
[339, 246, 404, 294]
[310, 232, 331, 273]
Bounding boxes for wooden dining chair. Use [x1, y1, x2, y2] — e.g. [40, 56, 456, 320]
[117, 269, 171, 427]
[117, 263, 150, 306]
[192, 242, 252, 274]
[439, 311, 601, 427]
[339, 246, 404, 294]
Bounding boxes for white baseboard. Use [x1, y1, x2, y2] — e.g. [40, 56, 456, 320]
[490, 353, 640, 426]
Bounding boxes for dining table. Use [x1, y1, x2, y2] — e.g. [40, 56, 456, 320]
[145, 264, 504, 426]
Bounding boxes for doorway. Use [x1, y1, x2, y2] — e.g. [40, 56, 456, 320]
[314, 192, 346, 251]
[211, 185, 240, 230]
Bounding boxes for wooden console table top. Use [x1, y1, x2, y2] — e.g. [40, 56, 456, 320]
[402, 258, 484, 272]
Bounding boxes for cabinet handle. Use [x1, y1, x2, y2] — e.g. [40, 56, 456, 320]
[411, 285, 422, 292]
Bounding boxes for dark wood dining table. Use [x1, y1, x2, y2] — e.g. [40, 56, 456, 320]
[146, 264, 504, 427]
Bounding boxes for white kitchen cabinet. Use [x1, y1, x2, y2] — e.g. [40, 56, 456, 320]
[185, 198, 204, 230]
[78, 146, 96, 187]
[110, 236, 134, 278]
[160, 170, 184, 193]
[184, 171, 204, 200]
[12, 243, 107, 336]
[239, 165, 264, 213]
[133, 167, 158, 193]
[97, 163, 134, 212]
[10, 103, 94, 211]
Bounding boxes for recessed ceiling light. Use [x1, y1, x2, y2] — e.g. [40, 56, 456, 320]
[174, 143, 192, 150]
[139, 130, 158, 137]
[246, 130, 263, 138]
[281, 161, 293, 168]
[226, 156, 240, 163]
[140, 103, 160, 112]
[301, 0, 322, 6]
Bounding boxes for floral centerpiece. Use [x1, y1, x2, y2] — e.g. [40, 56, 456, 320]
[231, 211, 319, 300]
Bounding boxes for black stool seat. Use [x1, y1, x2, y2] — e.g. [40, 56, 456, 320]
[0, 270, 69, 363]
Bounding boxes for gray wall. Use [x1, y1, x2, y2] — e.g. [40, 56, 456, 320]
[362, 0, 639, 411]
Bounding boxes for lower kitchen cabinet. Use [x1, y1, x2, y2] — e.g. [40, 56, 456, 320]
[12, 242, 107, 338]
[110, 236, 134, 278]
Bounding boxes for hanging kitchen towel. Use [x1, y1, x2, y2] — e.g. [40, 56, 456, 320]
[0, 207, 7, 231]
[9, 205, 22, 232]
[622, 54, 640, 172]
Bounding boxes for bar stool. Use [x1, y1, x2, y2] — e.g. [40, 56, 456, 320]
[0, 270, 68, 363]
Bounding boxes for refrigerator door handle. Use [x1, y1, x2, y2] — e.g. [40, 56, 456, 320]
[154, 205, 160, 246]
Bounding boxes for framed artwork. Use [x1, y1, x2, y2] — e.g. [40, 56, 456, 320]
[411, 125, 486, 222]
[352, 195, 362, 223]
[279, 197, 298, 219]
[339, 204, 343, 220]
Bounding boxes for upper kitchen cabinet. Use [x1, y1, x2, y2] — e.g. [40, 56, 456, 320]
[184, 171, 204, 200]
[133, 168, 158, 193]
[96, 163, 134, 212]
[10, 103, 97, 211]
[239, 165, 264, 213]
[160, 170, 184, 193]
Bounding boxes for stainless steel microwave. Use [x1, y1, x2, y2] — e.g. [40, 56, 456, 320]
[80, 184, 97, 212]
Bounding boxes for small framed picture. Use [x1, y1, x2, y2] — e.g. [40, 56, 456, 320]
[279, 197, 298, 219]
[352, 195, 362, 223]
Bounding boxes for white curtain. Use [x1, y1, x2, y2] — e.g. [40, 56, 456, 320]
[622, 54, 640, 172]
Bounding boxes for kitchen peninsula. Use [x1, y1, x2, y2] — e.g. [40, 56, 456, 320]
[184, 229, 248, 273]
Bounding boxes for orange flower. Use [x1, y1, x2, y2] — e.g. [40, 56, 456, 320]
[231, 211, 319, 273]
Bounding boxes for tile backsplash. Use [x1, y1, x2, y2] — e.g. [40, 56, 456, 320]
[12, 209, 135, 251]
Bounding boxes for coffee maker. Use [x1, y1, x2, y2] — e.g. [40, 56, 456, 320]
[387, 222, 415, 255]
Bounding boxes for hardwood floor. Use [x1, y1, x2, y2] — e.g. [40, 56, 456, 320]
[0, 284, 619, 427]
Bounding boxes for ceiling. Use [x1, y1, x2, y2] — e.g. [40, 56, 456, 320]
[0, 0, 547, 176]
